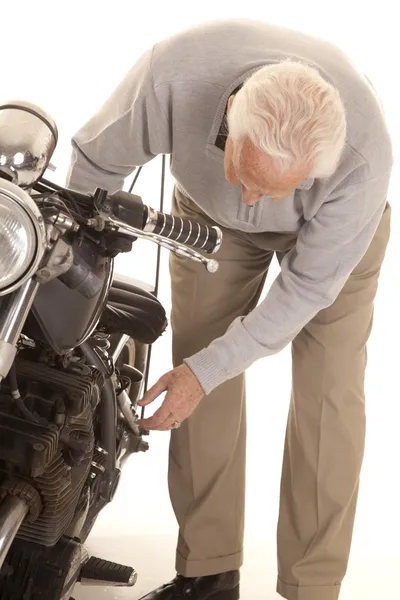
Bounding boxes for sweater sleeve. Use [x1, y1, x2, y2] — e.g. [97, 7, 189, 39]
[185, 172, 391, 395]
[66, 47, 171, 194]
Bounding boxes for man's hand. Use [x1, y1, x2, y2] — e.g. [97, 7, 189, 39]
[136, 364, 204, 431]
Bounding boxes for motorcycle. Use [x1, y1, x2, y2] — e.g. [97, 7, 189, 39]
[0, 101, 222, 599]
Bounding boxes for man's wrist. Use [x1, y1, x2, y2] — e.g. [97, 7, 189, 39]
[184, 349, 229, 396]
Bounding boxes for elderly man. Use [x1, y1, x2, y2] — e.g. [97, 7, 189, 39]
[66, 19, 392, 600]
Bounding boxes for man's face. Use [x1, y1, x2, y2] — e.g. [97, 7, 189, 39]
[224, 97, 310, 206]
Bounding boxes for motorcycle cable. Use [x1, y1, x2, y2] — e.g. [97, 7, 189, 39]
[7, 365, 40, 424]
[142, 155, 166, 416]
[126, 157, 167, 417]
[127, 166, 143, 193]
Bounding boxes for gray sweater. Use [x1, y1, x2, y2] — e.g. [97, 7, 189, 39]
[66, 19, 393, 395]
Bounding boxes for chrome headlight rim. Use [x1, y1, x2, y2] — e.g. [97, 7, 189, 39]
[0, 178, 47, 296]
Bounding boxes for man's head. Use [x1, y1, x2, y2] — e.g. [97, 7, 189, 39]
[224, 62, 347, 206]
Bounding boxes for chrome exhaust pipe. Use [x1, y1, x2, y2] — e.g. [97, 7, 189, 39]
[0, 496, 28, 570]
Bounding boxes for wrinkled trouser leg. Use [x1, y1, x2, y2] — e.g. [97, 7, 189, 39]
[277, 204, 391, 600]
[169, 187, 273, 577]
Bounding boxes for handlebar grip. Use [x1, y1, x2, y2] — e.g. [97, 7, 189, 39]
[143, 207, 222, 254]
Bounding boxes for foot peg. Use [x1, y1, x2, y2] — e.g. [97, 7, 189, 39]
[78, 556, 138, 587]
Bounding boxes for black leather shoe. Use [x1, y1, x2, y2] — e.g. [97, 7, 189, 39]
[138, 570, 240, 599]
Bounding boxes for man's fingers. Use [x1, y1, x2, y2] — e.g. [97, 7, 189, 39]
[137, 375, 169, 407]
[136, 402, 172, 430]
[150, 414, 177, 431]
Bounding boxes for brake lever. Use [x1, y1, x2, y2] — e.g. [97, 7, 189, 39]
[108, 216, 219, 273]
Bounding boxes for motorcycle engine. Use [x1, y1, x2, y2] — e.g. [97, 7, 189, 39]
[0, 353, 104, 547]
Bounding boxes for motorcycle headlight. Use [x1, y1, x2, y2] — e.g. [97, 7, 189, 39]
[0, 178, 46, 296]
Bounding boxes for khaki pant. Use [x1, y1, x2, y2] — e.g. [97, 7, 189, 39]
[168, 186, 391, 600]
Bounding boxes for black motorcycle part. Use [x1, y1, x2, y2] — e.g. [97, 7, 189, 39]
[118, 363, 143, 408]
[58, 251, 103, 299]
[80, 342, 117, 502]
[119, 363, 143, 385]
[0, 413, 58, 478]
[0, 536, 85, 600]
[6, 442, 91, 547]
[109, 189, 145, 229]
[14, 358, 103, 417]
[0, 359, 101, 546]
[79, 556, 137, 586]
[102, 232, 133, 257]
[28, 237, 113, 354]
[108, 284, 164, 312]
[100, 285, 167, 344]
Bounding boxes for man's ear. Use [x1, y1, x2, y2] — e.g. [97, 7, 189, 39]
[227, 95, 235, 113]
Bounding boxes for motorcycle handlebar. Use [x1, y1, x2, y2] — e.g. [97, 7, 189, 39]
[62, 185, 223, 257]
[33, 181, 222, 272]
[142, 206, 222, 255]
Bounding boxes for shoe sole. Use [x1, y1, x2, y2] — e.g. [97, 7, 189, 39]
[209, 585, 240, 600]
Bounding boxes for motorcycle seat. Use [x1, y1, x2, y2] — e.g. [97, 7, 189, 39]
[99, 283, 167, 345]
[112, 273, 154, 294]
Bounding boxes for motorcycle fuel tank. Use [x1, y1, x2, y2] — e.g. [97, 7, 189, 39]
[30, 239, 113, 354]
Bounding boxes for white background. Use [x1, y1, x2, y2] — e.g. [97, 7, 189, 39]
[2, 2, 399, 598]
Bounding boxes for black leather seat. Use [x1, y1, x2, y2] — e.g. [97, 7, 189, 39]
[99, 282, 168, 345]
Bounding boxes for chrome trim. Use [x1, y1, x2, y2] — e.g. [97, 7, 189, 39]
[176, 216, 184, 241]
[0, 341, 17, 383]
[73, 259, 114, 352]
[210, 226, 223, 254]
[0, 278, 39, 382]
[0, 496, 28, 570]
[205, 259, 219, 273]
[91, 461, 106, 473]
[0, 100, 57, 187]
[108, 217, 219, 273]
[143, 206, 159, 232]
[0, 279, 40, 345]
[112, 334, 130, 364]
[192, 222, 201, 247]
[158, 211, 167, 236]
[95, 445, 109, 456]
[183, 218, 192, 244]
[128, 571, 139, 586]
[199, 235, 208, 249]
[0, 179, 47, 296]
[117, 389, 141, 437]
[169, 215, 176, 238]
[46, 211, 79, 234]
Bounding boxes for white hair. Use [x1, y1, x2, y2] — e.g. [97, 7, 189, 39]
[227, 62, 347, 178]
